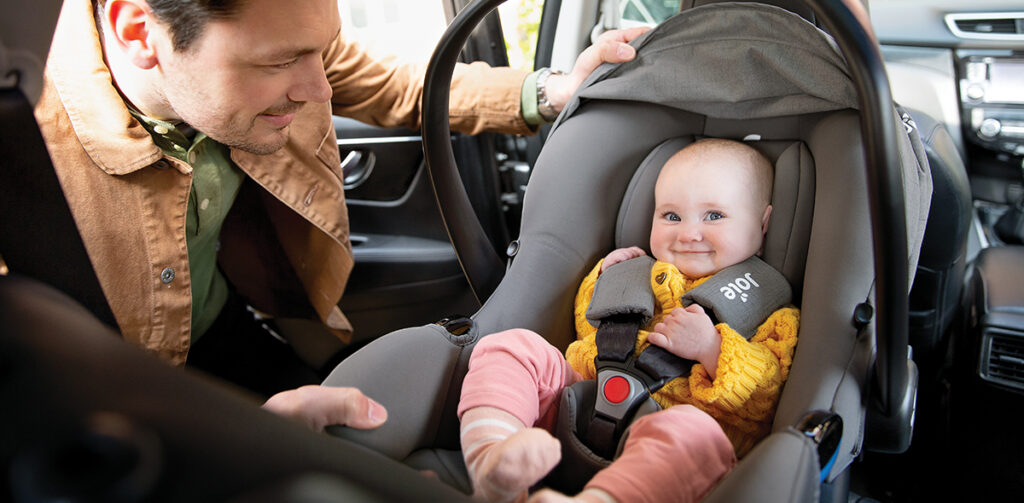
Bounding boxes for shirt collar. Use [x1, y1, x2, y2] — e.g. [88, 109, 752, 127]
[128, 109, 209, 162]
[45, 0, 165, 175]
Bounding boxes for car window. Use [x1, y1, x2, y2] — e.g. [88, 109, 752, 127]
[622, 0, 682, 25]
[500, 0, 544, 71]
[337, 0, 448, 62]
[337, 0, 545, 72]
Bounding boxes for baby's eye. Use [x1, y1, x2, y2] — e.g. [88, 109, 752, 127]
[704, 211, 724, 221]
[663, 212, 681, 222]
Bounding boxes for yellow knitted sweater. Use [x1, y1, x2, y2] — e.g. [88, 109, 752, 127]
[567, 259, 800, 457]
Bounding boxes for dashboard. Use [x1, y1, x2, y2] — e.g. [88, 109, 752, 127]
[871, 0, 1023, 207]
[958, 52, 1024, 157]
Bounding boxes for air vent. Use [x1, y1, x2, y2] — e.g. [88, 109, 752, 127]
[945, 12, 1024, 40]
[980, 330, 1024, 390]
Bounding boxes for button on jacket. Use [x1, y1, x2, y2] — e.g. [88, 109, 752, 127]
[36, 0, 533, 365]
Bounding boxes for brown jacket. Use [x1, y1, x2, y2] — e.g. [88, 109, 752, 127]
[35, 0, 532, 365]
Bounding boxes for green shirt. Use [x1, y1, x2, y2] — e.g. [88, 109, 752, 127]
[131, 112, 245, 342]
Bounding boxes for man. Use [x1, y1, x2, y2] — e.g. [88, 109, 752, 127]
[35, 0, 645, 427]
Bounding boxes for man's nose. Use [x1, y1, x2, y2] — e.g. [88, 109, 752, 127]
[289, 58, 332, 103]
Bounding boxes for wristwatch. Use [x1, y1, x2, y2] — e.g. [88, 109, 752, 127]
[536, 68, 564, 123]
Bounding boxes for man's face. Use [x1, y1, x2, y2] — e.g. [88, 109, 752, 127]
[153, 0, 340, 154]
[649, 149, 771, 278]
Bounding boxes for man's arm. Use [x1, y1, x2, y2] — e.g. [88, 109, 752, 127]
[541, 27, 648, 115]
[322, 27, 647, 135]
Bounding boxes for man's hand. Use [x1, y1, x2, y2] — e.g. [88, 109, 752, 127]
[545, 26, 650, 113]
[648, 305, 722, 379]
[263, 385, 388, 432]
[601, 246, 647, 273]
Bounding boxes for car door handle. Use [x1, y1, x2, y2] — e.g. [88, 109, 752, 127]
[341, 149, 376, 190]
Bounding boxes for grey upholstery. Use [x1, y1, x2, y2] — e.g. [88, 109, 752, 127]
[324, 2, 932, 498]
[704, 429, 822, 502]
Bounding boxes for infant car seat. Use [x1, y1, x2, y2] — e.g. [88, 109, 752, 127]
[323, 1, 932, 501]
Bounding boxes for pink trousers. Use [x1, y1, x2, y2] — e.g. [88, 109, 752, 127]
[459, 329, 736, 503]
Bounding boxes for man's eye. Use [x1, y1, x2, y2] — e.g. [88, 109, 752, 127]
[704, 211, 724, 221]
[272, 59, 299, 69]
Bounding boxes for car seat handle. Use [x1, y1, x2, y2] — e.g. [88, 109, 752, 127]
[421, 0, 509, 304]
[804, 0, 911, 427]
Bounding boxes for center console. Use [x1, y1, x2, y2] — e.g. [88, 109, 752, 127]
[966, 245, 1024, 393]
[956, 51, 1024, 247]
[958, 51, 1024, 157]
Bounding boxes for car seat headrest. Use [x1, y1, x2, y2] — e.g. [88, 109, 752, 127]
[1, 0, 62, 105]
[615, 137, 814, 302]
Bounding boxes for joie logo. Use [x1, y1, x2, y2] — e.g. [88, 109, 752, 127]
[720, 273, 760, 303]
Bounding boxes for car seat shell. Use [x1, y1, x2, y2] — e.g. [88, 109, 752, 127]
[325, 1, 933, 497]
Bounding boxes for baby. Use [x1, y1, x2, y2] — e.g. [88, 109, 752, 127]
[458, 138, 800, 503]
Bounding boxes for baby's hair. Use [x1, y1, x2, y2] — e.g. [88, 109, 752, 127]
[673, 138, 774, 208]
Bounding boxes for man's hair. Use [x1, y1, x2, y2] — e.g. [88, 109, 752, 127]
[94, 0, 247, 52]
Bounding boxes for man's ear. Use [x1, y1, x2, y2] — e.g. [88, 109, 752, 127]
[761, 204, 773, 235]
[105, 0, 160, 70]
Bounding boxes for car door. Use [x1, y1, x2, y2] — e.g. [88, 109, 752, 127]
[334, 0, 530, 345]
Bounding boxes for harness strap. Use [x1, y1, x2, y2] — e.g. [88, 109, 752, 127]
[681, 255, 792, 339]
[573, 255, 793, 463]
[586, 256, 657, 326]
[636, 345, 694, 382]
[588, 311, 695, 458]
[594, 315, 639, 362]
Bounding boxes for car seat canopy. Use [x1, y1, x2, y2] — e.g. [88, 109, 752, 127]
[560, 3, 859, 123]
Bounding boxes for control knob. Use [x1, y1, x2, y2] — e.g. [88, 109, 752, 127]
[979, 118, 1002, 139]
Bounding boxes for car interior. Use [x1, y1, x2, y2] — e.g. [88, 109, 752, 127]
[2, 0, 1023, 502]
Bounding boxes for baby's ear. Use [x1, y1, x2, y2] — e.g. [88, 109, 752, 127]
[761, 205, 773, 235]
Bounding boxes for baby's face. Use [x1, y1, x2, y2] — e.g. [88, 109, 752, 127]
[650, 150, 770, 278]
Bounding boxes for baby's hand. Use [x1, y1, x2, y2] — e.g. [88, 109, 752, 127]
[600, 246, 646, 273]
[648, 304, 722, 379]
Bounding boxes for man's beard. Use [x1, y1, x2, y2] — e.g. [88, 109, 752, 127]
[197, 103, 304, 155]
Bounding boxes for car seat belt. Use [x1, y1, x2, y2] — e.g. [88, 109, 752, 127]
[0, 87, 117, 328]
[552, 254, 792, 489]
[579, 256, 694, 456]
